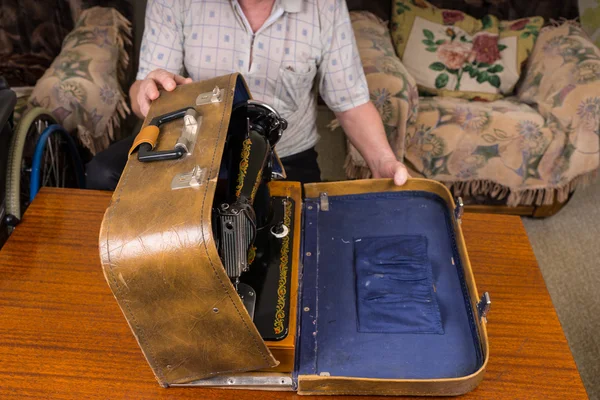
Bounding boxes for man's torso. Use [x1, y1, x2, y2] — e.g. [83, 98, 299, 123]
[141, 0, 326, 157]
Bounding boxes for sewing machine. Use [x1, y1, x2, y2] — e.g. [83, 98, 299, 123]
[102, 74, 489, 394]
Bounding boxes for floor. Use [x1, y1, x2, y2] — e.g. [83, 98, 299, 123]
[522, 179, 600, 400]
[315, 106, 600, 400]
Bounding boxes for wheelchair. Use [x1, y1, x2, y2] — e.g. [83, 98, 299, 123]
[0, 78, 85, 248]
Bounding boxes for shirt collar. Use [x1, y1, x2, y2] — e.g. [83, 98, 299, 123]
[231, 0, 302, 13]
[280, 0, 302, 13]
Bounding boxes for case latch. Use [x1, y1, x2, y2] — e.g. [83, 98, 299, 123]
[320, 192, 329, 211]
[171, 165, 204, 190]
[196, 86, 223, 105]
[477, 292, 491, 323]
[454, 197, 464, 222]
[175, 110, 201, 155]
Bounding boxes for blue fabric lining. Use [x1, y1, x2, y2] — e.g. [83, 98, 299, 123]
[441, 200, 483, 365]
[218, 75, 250, 180]
[294, 201, 320, 378]
[355, 235, 444, 334]
[297, 191, 483, 379]
[234, 75, 250, 106]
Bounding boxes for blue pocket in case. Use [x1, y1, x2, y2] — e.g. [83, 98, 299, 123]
[354, 235, 444, 334]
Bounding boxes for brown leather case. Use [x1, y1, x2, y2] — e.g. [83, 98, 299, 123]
[99, 74, 278, 387]
[99, 73, 489, 395]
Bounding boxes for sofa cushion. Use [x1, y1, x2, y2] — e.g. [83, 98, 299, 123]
[390, 0, 543, 100]
[28, 7, 132, 156]
[405, 96, 562, 205]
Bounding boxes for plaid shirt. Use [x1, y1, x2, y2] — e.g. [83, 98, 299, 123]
[137, 0, 370, 157]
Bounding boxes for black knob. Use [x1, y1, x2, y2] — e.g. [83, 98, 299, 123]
[4, 214, 20, 227]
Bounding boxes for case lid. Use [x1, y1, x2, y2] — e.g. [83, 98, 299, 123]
[99, 74, 278, 387]
[295, 179, 488, 396]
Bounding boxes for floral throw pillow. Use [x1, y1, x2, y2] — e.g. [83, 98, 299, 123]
[498, 17, 544, 82]
[390, 0, 543, 100]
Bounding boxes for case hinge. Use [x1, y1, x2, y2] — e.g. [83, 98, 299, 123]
[477, 292, 491, 323]
[320, 192, 329, 211]
[174, 374, 293, 388]
[454, 197, 464, 223]
[196, 86, 223, 105]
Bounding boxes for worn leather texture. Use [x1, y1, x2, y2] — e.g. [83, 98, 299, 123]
[99, 73, 278, 387]
[296, 373, 484, 396]
[299, 179, 489, 396]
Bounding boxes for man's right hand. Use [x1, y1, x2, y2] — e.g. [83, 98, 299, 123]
[130, 69, 193, 118]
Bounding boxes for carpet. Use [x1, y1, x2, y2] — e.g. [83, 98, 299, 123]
[522, 178, 600, 400]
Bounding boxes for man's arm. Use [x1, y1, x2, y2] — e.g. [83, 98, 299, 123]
[317, 0, 408, 185]
[335, 102, 409, 185]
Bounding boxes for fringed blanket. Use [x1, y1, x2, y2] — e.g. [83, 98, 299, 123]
[28, 7, 132, 155]
[336, 13, 599, 207]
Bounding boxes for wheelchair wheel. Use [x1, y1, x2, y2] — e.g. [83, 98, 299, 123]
[29, 125, 85, 202]
[5, 108, 84, 224]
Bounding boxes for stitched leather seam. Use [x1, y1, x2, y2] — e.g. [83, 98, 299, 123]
[104, 153, 167, 384]
[301, 378, 478, 395]
[303, 388, 472, 395]
[198, 74, 272, 366]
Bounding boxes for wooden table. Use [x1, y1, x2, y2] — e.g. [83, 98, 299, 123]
[0, 188, 587, 399]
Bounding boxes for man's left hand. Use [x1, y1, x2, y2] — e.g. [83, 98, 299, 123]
[372, 156, 410, 186]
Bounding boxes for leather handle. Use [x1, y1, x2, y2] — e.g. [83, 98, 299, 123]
[128, 107, 193, 161]
[129, 126, 160, 156]
[129, 107, 194, 156]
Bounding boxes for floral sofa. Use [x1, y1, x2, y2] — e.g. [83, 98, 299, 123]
[342, 11, 600, 214]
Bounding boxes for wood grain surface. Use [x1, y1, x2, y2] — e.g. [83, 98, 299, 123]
[0, 188, 587, 399]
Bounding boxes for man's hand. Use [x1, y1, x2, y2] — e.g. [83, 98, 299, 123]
[130, 69, 193, 118]
[372, 156, 410, 186]
[335, 102, 410, 186]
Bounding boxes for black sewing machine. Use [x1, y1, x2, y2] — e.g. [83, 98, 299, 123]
[212, 100, 292, 341]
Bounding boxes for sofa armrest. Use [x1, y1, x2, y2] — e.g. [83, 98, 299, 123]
[518, 23, 600, 128]
[27, 7, 132, 155]
[517, 23, 600, 187]
[337, 11, 419, 179]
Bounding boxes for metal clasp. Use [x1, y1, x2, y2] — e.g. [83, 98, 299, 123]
[455, 196, 464, 222]
[171, 165, 204, 190]
[175, 109, 201, 155]
[196, 86, 223, 105]
[477, 292, 491, 323]
[320, 192, 329, 211]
